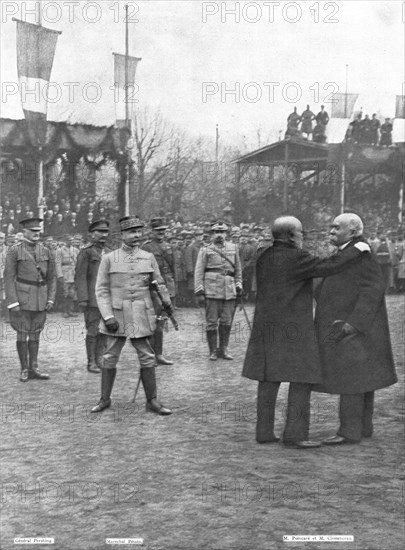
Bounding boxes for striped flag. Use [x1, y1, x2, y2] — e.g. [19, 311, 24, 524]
[395, 95, 405, 119]
[14, 19, 61, 147]
[331, 93, 359, 119]
[113, 53, 141, 127]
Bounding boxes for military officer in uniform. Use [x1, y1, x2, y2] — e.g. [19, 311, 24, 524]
[194, 221, 243, 361]
[91, 216, 172, 415]
[142, 217, 175, 365]
[4, 218, 56, 381]
[57, 235, 80, 318]
[75, 219, 110, 374]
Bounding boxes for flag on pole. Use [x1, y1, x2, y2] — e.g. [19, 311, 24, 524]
[113, 53, 141, 127]
[331, 93, 359, 119]
[14, 19, 61, 147]
[395, 95, 405, 119]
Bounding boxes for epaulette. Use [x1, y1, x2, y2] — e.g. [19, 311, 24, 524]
[142, 240, 152, 245]
[83, 243, 94, 249]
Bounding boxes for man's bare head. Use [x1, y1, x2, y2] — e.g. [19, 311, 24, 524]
[272, 216, 303, 249]
[330, 213, 364, 246]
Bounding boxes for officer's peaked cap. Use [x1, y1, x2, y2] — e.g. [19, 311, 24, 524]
[210, 221, 228, 232]
[89, 219, 110, 232]
[150, 217, 169, 230]
[20, 217, 42, 230]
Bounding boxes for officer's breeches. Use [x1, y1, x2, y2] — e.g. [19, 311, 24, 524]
[205, 298, 235, 331]
[103, 336, 156, 370]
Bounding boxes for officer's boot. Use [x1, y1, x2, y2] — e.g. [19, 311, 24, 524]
[206, 330, 218, 361]
[217, 324, 233, 360]
[91, 368, 116, 412]
[68, 296, 78, 317]
[28, 340, 50, 379]
[141, 367, 172, 415]
[154, 330, 173, 365]
[16, 341, 29, 382]
[63, 296, 71, 318]
[95, 333, 105, 371]
[86, 335, 101, 373]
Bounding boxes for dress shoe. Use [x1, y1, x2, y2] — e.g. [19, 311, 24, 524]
[28, 368, 50, 380]
[20, 369, 29, 382]
[156, 355, 174, 365]
[217, 348, 233, 360]
[284, 440, 321, 449]
[146, 398, 172, 415]
[209, 351, 217, 361]
[322, 435, 358, 445]
[256, 437, 280, 444]
[91, 398, 111, 413]
[87, 364, 101, 374]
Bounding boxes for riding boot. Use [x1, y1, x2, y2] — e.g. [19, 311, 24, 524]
[154, 330, 173, 365]
[217, 324, 233, 360]
[16, 341, 29, 382]
[141, 367, 172, 415]
[206, 330, 218, 361]
[91, 368, 116, 412]
[86, 336, 101, 373]
[28, 340, 50, 379]
[95, 333, 105, 370]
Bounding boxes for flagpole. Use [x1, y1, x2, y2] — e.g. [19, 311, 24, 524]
[124, 3, 130, 216]
[38, 0, 44, 228]
[215, 124, 219, 163]
[344, 64, 348, 118]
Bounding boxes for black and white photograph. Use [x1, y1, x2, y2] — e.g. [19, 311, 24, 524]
[0, 1, 404, 548]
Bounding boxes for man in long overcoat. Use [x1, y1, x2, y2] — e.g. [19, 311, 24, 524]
[314, 213, 397, 444]
[242, 216, 370, 448]
[75, 219, 110, 373]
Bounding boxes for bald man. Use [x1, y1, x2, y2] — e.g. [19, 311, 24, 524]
[314, 213, 397, 444]
[242, 216, 371, 448]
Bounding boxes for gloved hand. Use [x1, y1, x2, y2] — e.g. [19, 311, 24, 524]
[197, 294, 206, 307]
[236, 286, 243, 297]
[45, 301, 53, 312]
[105, 317, 119, 332]
[332, 320, 356, 342]
[163, 301, 174, 316]
[342, 322, 356, 335]
[78, 301, 88, 312]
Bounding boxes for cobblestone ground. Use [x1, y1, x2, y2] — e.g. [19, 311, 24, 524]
[1, 296, 404, 550]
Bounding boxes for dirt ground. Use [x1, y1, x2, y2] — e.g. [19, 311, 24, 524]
[1, 295, 404, 550]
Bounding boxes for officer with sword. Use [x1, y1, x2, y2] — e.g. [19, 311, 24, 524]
[91, 216, 173, 415]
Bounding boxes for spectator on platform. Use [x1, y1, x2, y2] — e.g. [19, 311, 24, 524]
[50, 213, 66, 237]
[300, 105, 316, 138]
[349, 114, 362, 143]
[316, 105, 329, 127]
[380, 118, 393, 147]
[370, 114, 381, 146]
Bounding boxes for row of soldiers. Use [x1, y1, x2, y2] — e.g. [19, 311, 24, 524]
[1, 215, 249, 416]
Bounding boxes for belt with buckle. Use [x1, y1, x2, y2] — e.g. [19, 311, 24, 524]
[16, 277, 46, 287]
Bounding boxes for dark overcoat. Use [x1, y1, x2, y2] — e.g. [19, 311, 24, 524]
[242, 241, 367, 384]
[313, 238, 397, 394]
[75, 243, 109, 308]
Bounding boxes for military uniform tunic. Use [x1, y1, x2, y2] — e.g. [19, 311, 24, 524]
[96, 245, 168, 339]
